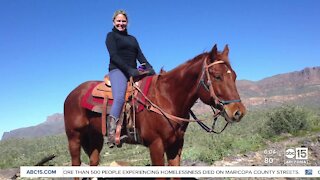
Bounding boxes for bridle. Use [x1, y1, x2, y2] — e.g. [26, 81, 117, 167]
[198, 57, 242, 106]
[132, 56, 242, 134]
[189, 57, 242, 133]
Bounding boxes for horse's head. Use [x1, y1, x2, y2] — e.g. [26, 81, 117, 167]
[197, 44, 246, 122]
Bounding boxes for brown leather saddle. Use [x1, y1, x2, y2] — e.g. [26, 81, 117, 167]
[91, 75, 144, 146]
[92, 75, 137, 101]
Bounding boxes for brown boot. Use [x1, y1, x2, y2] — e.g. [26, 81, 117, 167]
[106, 116, 117, 148]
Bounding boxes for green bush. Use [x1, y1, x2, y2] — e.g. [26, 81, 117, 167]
[262, 105, 309, 138]
[306, 109, 320, 131]
[182, 112, 267, 164]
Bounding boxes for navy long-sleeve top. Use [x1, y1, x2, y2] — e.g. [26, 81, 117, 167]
[105, 27, 152, 79]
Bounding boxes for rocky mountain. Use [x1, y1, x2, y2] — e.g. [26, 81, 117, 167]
[2, 66, 320, 141]
[237, 66, 320, 109]
[1, 113, 64, 141]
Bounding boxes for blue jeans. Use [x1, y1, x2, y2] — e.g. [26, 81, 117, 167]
[109, 69, 128, 119]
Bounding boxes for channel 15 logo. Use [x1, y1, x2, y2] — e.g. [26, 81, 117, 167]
[284, 147, 308, 164]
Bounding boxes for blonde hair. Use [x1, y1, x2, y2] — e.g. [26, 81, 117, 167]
[112, 10, 128, 22]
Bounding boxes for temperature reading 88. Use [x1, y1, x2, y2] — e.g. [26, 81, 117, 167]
[264, 149, 277, 164]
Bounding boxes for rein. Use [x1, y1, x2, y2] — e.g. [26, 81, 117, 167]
[189, 109, 228, 134]
[131, 57, 241, 133]
[132, 83, 202, 123]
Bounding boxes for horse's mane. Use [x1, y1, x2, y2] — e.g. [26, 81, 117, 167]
[159, 52, 208, 76]
[157, 49, 232, 80]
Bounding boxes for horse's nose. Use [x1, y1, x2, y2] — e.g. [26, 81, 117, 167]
[233, 110, 243, 121]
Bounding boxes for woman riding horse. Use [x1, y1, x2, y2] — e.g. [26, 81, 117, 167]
[64, 44, 246, 178]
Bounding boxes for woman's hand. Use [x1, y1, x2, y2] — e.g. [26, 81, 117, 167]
[147, 68, 155, 76]
[130, 68, 155, 82]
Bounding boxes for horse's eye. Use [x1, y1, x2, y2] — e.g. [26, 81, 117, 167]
[214, 74, 222, 81]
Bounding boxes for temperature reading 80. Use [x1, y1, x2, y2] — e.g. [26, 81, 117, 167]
[264, 157, 274, 164]
[264, 149, 277, 164]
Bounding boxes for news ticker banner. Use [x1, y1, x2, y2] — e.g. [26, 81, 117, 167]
[20, 166, 320, 178]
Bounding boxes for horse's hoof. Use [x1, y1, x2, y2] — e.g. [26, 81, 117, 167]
[107, 142, 115, 148]
[116, 143, 122, 148]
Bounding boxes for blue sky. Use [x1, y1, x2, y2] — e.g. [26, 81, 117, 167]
[0, 0, 319, 137]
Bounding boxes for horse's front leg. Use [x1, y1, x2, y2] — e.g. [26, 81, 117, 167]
[87, 134, 103, 166]
[166, 139, 184, 166]
[149, 138, 165, 165]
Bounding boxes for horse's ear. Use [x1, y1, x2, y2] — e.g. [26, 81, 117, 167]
[223, 44, 229, 56]
[210, 44, 218, 61]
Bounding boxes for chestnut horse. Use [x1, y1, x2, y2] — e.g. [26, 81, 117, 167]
[64, 44, 246, 168]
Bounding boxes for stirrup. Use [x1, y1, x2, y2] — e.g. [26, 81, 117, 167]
[105, 135, 128, 148]
[115, 135, 129, 148]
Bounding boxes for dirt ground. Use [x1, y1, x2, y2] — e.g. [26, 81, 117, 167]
[211, 133, 320, 167]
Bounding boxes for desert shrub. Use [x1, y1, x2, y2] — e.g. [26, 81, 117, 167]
[0, 134, 71, 168]
[182, 110, 268, 164]
[262, 105, 309, 138]
[305, 108, 320, 131]
[183, 135, 234, 163]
